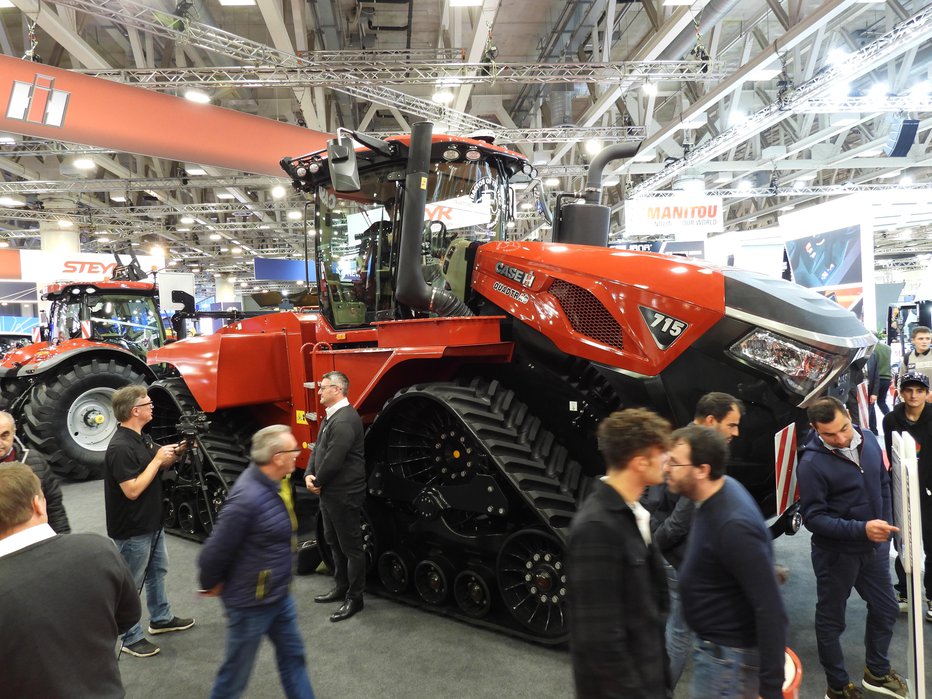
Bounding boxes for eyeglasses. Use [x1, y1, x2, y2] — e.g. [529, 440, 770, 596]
[318, 384, 338, 392]
[666, 460, 694, 468]
[134, 401, 153, 409]
[275, 449, 302, 456]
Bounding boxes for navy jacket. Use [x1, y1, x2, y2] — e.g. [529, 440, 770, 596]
[797, 426, 891, 553]
[198, 465, 295, 609]
[567, 480, 670, 699]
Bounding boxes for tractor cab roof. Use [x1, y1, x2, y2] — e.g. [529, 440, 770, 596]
[43, 279, 158, 301]
[281, 133, 532, 193]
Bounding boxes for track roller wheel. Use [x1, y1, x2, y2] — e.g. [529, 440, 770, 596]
[198, 474, 227, 534]
[162, 497, 177, 529]
[454, 566, 495, 619]
[497, 528, 567, 639]
[177, 499, 200, 536]
[378, 549, 416, 594]
[414, 557, 455, 606]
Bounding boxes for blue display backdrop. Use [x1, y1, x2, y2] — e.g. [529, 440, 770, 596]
[253, 257, 316, 282]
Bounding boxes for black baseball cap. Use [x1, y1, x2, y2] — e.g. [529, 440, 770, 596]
[901, 371, 931, 390]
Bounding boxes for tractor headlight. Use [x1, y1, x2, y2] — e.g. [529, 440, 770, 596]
[730, 329, 841, 397]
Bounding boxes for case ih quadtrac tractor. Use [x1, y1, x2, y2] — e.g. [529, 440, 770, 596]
[0, 255, 165, 479]
[145, 123, 872, 643]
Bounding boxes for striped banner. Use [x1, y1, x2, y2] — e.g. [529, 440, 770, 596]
[775, 423, 799, 516]
[856, 380, 870, 428]
[80, 320, 91, 339]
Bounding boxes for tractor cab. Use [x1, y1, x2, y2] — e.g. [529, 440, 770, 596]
[283, 133, 538, 329]
[45, 280, 166, 358]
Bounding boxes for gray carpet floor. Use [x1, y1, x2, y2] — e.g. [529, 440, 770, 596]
[59, 479, 932, 698]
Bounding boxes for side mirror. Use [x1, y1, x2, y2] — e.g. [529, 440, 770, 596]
[327, 136, 361, 192]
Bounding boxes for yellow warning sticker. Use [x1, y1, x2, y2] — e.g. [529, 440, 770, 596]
[296, 410, 308, 425]
[420, 176, 427, 189]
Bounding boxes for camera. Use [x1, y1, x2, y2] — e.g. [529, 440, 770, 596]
[175, 411, 211, 446]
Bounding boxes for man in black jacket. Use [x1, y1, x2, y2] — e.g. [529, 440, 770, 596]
[0, 410, 70, 533]
[568, 408, 672, 699]
[305, 370, 366, 622]
[883, 371, 932, 619]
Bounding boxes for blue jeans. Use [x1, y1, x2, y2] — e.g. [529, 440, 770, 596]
[664, 562, 694, 687]
[210, 594, 314, 699]
[115, 530, 172, 645]
[690, 639, 760, 699]
[811, 543, 897, 689]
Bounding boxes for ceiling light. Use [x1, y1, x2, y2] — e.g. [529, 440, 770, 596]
[0, 241, 9, 248]
[673, 176, 705, 193]
[544, 177, 561, 187]
[168, 259, 179, 266]
[641, 82, 657, 96]
[0, 133, 16, 144]
[714, 173, 732, 184]
[728, 111, 747, 127]
[828, 48, 850, 66]
[57, 218, 73, 228]
[0, 196, 25, 207]
[185, 165, 207, 176]
[220, 247, 229, 252]
[910, 81, 930, 97]
[180, 215, 195, 224]
[110, 194, 127, 202]
[150, 245, 164, 256]
[218, 0, 255, 5]
[176, 227, 191, 232]
[900, 174, 914, 185]
[585, 139, 603, 156]
[240, 281, 248, 287]
[184, 89, 211, 104]
[209, 233, 222, 241]
[271, 185, 286, 199]
[736, 179, 753, 191]
[216, 192, 235, 200]
[867, 82, 889, 100]
[287, 210, 302, 220]
[97, 236, 110, 243]
[449, 0, 483, 6]
[73, 157, 95, 170]
[232, 247, 243, 255]
[432, 89, 455, 104]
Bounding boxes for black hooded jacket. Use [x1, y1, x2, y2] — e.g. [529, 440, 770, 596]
[1, 441, 71, 534]
[882, 402, 932, 500]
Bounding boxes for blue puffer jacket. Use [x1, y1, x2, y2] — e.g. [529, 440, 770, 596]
[198, 465, 295, 609]
[797, 427, 891, 553]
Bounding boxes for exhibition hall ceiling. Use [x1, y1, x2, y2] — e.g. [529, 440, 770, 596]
[0, 0, 929, 289]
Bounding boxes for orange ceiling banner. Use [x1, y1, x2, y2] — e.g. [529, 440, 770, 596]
[0, 249, 21, 280]
[0, 55, 331, 177]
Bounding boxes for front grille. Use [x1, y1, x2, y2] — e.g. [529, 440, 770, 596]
[548, 279, 623, 350]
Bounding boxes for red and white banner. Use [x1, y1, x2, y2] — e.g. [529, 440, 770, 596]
[775, 423, 799, 516]
[856, 380, 870, 431]
[80, 320, 91, 339]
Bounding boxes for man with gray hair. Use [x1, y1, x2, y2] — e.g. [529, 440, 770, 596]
[199, 424, 315, 699]
[0, 463, 140, 698]
[305, 371, 366, 622]
[105, 383, 194, 658]
[0, 409, 69, 533]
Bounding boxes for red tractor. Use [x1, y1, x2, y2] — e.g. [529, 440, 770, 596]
[0, 256, 165, 479]
[145, 123, 873, 643]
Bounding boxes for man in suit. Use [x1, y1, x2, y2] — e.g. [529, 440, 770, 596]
[305, 371, 366, 622]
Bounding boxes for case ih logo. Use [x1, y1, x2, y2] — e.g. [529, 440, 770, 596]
[6, 74, 70, 127]
[495, 262, 535, 288]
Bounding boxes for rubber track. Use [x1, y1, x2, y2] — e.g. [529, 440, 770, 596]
[150, 377, 250, 487]
[388, 377, 590, 540]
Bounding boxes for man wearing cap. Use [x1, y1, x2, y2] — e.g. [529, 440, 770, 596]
[883, 371, 932, 619]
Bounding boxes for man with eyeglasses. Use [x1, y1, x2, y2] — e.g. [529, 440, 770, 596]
[199, 425, 315, 699]
[642, 392, 743, 687]
[664, 424, 786, 699]
[305, 371, 366, 622]
[105, 384, 195, 658]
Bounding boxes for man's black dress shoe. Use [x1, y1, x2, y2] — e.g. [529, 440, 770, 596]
[314, 588, 346, 603]
[330, 598, 363, 622]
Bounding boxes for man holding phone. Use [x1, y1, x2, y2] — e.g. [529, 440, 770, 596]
[105, 384, 195, 658]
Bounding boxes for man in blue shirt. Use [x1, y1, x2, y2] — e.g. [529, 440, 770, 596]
[798, 396, 907, 699]
[664, 424, 786, 699]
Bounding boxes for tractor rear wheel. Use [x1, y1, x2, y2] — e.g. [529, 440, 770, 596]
[22, 356, 146, 480]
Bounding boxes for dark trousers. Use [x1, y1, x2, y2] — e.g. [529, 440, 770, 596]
[319, 495, 365, 600]
[811, 543, 898, 689]
[868, 378, 892, 433]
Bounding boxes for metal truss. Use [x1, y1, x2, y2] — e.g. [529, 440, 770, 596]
[80, 60, 725, 88]
[805, 95, 932, 112]
[0, 141, 111, 157]
[43, 0, 495, 132]
[0, 176, 282, 194]
[0, 207, 160, 229]
[629, 2, 932, 196]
